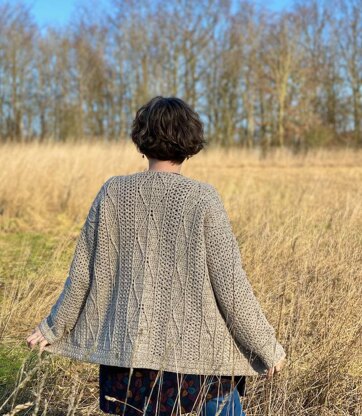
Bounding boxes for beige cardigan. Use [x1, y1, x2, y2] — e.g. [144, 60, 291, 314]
[38, 170, 286, 376]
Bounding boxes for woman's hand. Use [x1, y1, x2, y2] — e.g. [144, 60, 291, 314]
[264, 357, 286, 380]
[26, 326, 51, 353]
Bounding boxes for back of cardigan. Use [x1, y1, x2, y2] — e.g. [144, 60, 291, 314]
[38, 170, 286, 376]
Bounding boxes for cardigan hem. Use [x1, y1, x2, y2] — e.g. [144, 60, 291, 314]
[42, 341, 266, 377]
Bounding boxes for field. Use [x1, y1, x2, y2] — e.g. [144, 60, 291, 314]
[0, 141, 361, 415]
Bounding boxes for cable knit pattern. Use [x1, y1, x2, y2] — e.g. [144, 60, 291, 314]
[38, 170, 286, 376]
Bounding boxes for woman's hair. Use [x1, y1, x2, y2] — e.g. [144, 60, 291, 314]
[130, 96, 207, 164]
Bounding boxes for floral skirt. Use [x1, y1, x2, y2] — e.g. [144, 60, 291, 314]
[99, 365, 246, 416]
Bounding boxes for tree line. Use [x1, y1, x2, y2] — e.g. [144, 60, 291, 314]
[0, 0, 361, 148]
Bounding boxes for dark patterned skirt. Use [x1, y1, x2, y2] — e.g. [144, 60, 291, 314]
[99, 365, 246, 415]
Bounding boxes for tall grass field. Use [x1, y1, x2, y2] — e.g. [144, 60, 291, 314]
[0, 141, 361, 415]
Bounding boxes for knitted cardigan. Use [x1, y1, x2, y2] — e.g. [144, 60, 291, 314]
[38, 170, 286, 376]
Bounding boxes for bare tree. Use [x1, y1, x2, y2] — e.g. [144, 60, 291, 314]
[0, 0, 360, 148]
[331, 0, 362, 144]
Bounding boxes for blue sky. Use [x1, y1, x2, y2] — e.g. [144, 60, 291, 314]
[25, 0, 293, 27]
[26, 0, 78, 26]
[26, 0, 108, 27]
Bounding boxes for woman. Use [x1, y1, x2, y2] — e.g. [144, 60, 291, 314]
[27, 96, 286, 415]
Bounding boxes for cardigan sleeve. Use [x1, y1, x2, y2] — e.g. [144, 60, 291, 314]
[37, 177, 113, 344]
[204, 186, 286, 369]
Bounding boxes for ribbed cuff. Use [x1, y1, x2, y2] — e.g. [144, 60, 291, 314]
[258, 336, 286, 369]
[38, 316, 58, 344]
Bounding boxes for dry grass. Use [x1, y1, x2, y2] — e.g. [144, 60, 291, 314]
[0, 141, 361, 415]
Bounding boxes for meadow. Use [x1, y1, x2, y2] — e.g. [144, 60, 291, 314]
[0, 141, 361, 415]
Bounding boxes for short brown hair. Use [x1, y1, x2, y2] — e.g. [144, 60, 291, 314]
[130, 96, 207, 164]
